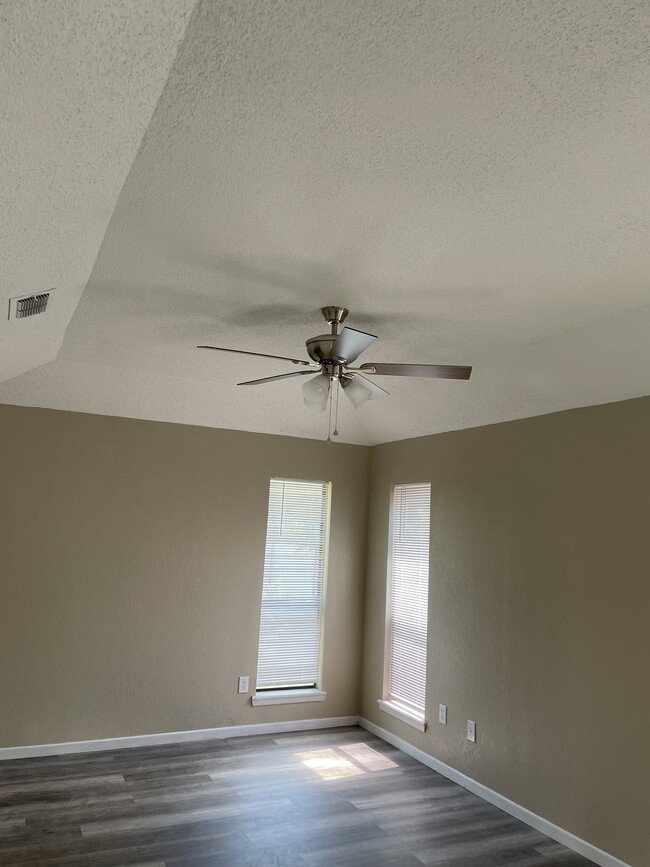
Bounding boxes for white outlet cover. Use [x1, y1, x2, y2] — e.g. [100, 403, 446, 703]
[238, 676, 249, 694]
[438, 704, 447, 725]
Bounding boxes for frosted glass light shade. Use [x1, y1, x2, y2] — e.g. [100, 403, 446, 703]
[341, 376, 372, 409]
[302, 373, 331, 412]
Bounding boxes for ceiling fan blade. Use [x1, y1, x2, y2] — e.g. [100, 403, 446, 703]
[238, 370, 317, 386]
[197, 345, 313, 366]
[332, 326, 378, 364]
[359, 362, 472, 380]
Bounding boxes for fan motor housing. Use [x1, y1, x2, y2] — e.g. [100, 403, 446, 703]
[306, 334, 340, 363]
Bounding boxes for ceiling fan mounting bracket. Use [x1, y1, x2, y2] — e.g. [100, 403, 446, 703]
[321, 306, 348, 334]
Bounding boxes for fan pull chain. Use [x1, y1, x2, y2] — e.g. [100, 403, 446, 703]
[333, 378, 340, 437]
[326, 377, 334, 443]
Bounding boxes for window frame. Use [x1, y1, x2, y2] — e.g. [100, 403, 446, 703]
[253, 477, 331, 706]
[380, 481, 431, 731]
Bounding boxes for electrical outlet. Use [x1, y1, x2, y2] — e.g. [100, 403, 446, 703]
[238, 676, 249, 694]
[467, 719, 476, 743]
[438, 704, 447, 725]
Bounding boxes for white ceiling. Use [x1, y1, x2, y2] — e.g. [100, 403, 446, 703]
[1, 0, 649, 445]
[0, 0, 194, 379]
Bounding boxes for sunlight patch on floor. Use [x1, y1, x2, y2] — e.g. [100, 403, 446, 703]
[297, 743, 398, 780]
[297, 748, 363, 780]
[339, 742, 397, 771]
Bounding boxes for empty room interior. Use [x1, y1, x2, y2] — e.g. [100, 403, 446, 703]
[0, 2, 648, 866]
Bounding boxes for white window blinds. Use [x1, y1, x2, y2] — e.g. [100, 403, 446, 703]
[256, 478, 331, 690]
[386, 482, 431, 715]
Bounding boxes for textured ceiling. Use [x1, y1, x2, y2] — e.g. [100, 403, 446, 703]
[0, 0, 194, 382]
[1, 0, 649, 444]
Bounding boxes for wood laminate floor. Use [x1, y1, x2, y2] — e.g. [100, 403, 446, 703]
[0, 726, 597, 867]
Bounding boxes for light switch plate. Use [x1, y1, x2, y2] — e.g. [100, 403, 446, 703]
[467, 719, 476, 743]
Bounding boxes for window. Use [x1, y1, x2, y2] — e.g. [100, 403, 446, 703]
[253, 478, 331, 705]
[379, 482, 431, 731]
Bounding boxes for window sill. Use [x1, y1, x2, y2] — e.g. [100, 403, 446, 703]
[252, 689, 327, 707]
[377, 699, 427, 732]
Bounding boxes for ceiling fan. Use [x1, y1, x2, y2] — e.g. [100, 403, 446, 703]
[198, 306, 472, 417]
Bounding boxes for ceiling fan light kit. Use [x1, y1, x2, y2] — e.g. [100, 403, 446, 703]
[198, 306, 472, 437]
[340, 375, 373, 409]
[302, 372, 331, 412]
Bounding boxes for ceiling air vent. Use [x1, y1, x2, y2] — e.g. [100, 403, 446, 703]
[8, 290, 54, 320]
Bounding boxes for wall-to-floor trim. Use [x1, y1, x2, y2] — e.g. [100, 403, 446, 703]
[359, 717, 631, 867]
[0, 716, 359, 761]
[1, 715, 632, 867]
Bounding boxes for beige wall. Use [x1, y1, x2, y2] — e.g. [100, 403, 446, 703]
[0, 405, 369, 747]
[361, 397, 650, 867]
[2, 398, 648, 864]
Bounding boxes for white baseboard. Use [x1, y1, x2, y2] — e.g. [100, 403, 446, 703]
[2, 715, 631, 867]
[359, 717, 630, 867]
[0, 716, 360, 761]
